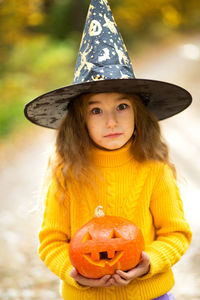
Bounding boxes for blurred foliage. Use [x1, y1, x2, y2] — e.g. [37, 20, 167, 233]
[0, 36, 77, 138]
[113, 0, 200, 39]
[0, 0, 200, 139]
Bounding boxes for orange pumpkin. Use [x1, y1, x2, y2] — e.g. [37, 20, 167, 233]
[69, 206, 145, 278]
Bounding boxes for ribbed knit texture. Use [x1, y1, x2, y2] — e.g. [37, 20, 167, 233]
[38, 142, 192, 300]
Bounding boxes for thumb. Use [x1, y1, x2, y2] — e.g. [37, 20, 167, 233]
[70, 268, 79, 278]
[141, 251, 150, 261]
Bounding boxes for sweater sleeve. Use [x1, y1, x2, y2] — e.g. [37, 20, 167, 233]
[138, 163, 192, 280]
[38, 173, 89, 290]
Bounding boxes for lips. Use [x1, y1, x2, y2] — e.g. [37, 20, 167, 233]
[104, 133, 122, 138]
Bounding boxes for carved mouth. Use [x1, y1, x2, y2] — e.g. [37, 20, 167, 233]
[83, 250, 124, 267]
[100, 251, 112, 260]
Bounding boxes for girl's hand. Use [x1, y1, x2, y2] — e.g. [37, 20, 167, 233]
[70, 251, 150, 288]
[70, 268, 115, 288]
[112, 251, 150, 286]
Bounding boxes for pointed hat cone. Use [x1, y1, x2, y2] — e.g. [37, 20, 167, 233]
[24, 0, 192, 129]
[73, 0, 135, 84]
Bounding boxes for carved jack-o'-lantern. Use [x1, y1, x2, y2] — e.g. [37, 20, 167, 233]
[69, 206, 145, 278]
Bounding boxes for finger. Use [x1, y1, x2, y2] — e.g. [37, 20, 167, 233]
[112, 274, 130, 286]
[114, 252, 150, 282]
[140, 251, 150, 265]
[137, 252, 150, 273]
[104, 278, 115, 288]
[85, 275, 111, 288]
[116, 270, 135, 280]
[99, 275, 111, 284]
[133, 254, 150, 277]
[69, 268, 79, 279]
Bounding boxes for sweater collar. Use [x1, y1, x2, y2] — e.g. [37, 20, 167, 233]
[90, 140, 134, 168]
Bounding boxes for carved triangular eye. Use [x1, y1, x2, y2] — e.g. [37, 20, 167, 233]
[82, 232, 93, 242]
[109, 229, 121, 239]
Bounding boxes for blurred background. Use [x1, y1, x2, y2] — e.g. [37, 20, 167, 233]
[0, 0, 199, 299]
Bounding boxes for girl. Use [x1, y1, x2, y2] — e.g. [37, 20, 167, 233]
[24, 0, 192, 299]
[37, 92, 191, 300]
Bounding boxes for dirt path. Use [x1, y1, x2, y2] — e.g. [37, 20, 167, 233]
[0, 34, 200, 299]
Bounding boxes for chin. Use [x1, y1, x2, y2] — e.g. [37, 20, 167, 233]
[103, 143, 124, 150]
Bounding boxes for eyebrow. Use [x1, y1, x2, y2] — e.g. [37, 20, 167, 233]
[88, 97, 129, 105]
[88, 100, 101, 105]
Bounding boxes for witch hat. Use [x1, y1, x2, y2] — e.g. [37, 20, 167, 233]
[24, 0, 192, 129]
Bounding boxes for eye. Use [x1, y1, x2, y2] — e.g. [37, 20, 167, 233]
[117, 103, 128, 111]
[82, 232, 92, 242]
[91, 107, 102, 115]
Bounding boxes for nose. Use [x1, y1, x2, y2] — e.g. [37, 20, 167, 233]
[105, 111, 118, 128]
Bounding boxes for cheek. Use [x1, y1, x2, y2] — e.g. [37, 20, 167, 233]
[129, 118, 135, 133]
[121, 111, 134, 132]
[87, 121, 102, 141]
[87, 116, 103, 132]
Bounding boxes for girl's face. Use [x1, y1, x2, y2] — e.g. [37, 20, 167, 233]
[86, 93, 135, 150]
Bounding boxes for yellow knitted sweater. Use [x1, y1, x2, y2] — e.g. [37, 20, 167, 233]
[38, 142, 192, 300]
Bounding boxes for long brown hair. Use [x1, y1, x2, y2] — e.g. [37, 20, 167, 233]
[51, 93, 176, 200]
[128, 94, 176, 175]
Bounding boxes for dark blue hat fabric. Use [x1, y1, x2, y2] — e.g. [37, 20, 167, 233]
[73, 0, 135, 84]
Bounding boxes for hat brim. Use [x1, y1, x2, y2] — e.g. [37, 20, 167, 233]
[24, 78, 192, 129]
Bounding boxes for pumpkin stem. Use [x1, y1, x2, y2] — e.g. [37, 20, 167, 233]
[95, 206, 105, 217]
